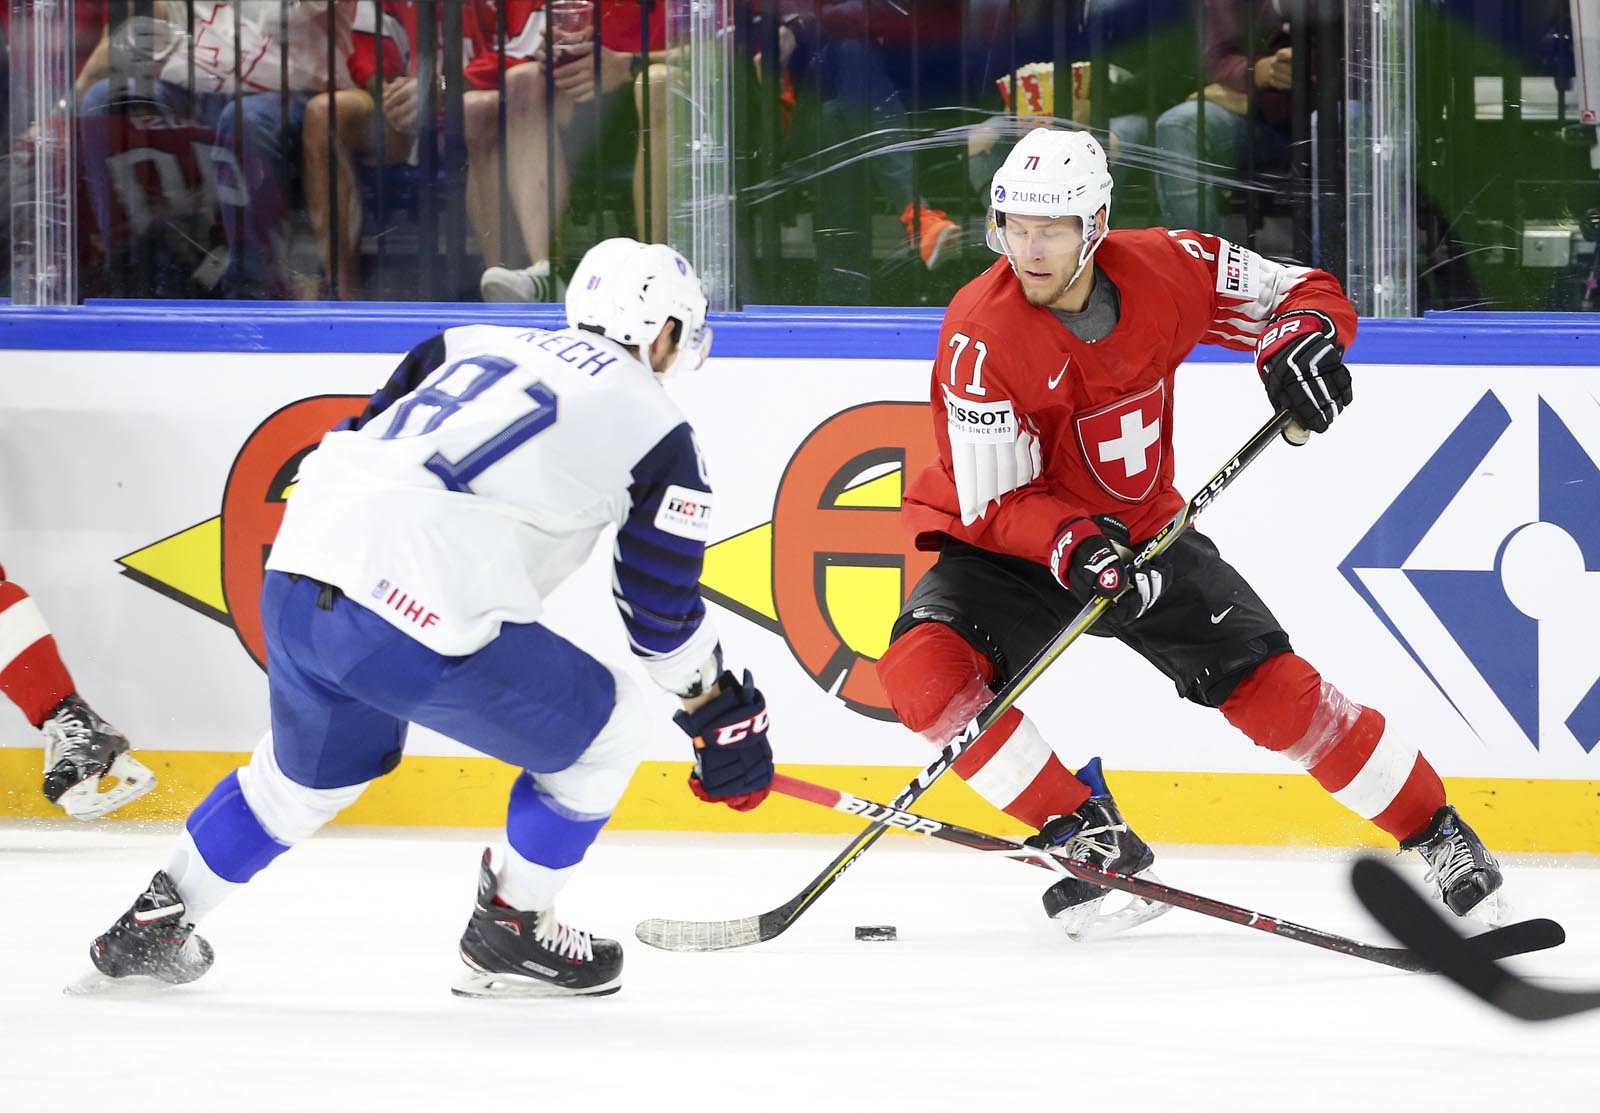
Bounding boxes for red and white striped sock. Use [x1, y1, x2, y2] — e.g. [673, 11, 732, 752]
[0, 579, 76, 726]
[950, 705, 1092, 829]
[1221, 653, 1443, 842]
[878, 621, 1091, 829]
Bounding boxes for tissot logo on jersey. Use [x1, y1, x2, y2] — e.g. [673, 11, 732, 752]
[943, 389, 1017, 443]
[1217, 241, 1259, 300]
[654, 484, 713, 540]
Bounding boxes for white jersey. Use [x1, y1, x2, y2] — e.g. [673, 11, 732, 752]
[157, 1, 356, 94]
[266, 324, 720, 692]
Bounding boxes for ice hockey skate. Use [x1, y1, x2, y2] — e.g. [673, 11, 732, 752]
[41, 694, 157, 820]
[453, 849, 623, 999]
[1028, 758, 1171, 941]
[68, 870, 214, 995]
[1402, 805, 1507, 924]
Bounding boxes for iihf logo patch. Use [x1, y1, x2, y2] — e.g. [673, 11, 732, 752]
[371, 579, 390, 600]
[1342, 391, 1600, 754]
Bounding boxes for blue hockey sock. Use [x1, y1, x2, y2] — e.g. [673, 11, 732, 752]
[185, 770, 291, 883]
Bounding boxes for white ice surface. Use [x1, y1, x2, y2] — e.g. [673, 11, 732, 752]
[2, 822, 1597, 1113]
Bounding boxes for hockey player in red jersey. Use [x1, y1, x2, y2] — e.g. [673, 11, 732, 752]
[876, 126, 1503, 937]
[0, 565, 155, 818]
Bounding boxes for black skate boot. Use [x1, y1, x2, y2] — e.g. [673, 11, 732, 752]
[1402, 806, 1504, 919]
[1028, 758, 1169, 940]
[454, 849, 623, 999]
[41, 694, 156, 819]
[85, 871, 214, 987]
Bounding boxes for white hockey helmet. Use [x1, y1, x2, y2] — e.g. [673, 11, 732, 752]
[566, 237, 712, 376]
[986, 127, 1113, 283]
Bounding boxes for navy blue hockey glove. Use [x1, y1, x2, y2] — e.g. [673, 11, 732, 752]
[674, 670, 774, 812]
[1256, 310, 1352, 441]
[1049, 514, 1168, 627]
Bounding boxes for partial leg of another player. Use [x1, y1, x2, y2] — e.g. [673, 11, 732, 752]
[79, 572, 644, 996]
[1129, 531, 1504, 921]
[0, 567, 155, 819]
[878, 545, 1171, 940]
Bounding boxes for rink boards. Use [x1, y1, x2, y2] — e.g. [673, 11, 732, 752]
[1, 305, 1597, 851]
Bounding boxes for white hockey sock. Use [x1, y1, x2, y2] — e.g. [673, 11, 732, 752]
[495, 844, 578, 912]
[164, 828, 243, 925]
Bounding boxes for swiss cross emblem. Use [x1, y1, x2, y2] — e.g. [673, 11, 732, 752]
[1072, 380, 1167, 503]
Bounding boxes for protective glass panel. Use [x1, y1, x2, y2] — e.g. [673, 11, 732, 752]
[54, 0, 663, 302]
[731, 1, 1351, 308]
[1413, 0, 1600, 312]
[7, 1, 1597, 313]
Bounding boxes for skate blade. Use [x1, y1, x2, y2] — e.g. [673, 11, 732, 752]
[1461, 888, 1513, 931]
[1054, 872, 1174, 943]
[451, 971, 621, 1000]
[63, 967, 182, 998]
[58, 754, 158, 821]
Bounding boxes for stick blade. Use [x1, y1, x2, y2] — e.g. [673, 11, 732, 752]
[634, 915, 768, 952]
[1352, 857, 1594, 1022]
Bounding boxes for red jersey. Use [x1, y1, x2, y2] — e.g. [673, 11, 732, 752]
[902, 227, 1358, 566]
[462, 1, 666, 90]
[349, 1, 418, 87]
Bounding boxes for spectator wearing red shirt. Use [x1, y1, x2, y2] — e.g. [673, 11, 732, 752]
[302, 1, 424, 299]
[465, 0, 665, 302]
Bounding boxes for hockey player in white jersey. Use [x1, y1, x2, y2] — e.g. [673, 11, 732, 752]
[79, 239, 774, 999]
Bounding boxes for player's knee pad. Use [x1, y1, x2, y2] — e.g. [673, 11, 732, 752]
[530, 665, 649, 819]
[1219, 651, 1339, 753]
[1190, 632, 1294, 708]
[877, 621, 997, 744]
[236, 730, 370, 844]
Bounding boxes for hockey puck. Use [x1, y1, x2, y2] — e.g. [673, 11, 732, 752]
[854, 924, 897, 941]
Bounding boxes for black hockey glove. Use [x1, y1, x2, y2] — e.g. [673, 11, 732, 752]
[1049, 514, 1168, 628]
[1256, 310, 1352, 441]
[674, 670, 774, 812]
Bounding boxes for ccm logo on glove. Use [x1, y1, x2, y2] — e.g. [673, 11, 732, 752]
[674, 669, 775, 812]
[710, 710, 770, 746]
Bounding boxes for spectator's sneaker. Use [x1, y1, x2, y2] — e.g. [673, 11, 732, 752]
[900, 203, 961, 269]
[480, 259, 565, 303]
[41, 694, 157, 820]
[1402, 805, 1506, 920]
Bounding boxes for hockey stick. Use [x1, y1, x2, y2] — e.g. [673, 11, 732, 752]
[1352, 858, 1589, 1019]
[765, 774, 1566, 970]
[637, 410, 1294, 952]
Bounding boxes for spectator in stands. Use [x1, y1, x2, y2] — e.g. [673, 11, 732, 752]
[774, 4, 961, 298]
[466, 0, 667, 303]
[302, 1, 423, 300]
[1153, 0, 1295, 230]
[75, 2, 354, 298]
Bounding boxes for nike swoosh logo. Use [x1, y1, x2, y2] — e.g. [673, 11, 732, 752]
[1047, 359, 1070, 390]
[1210, 606, 1235, 624]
